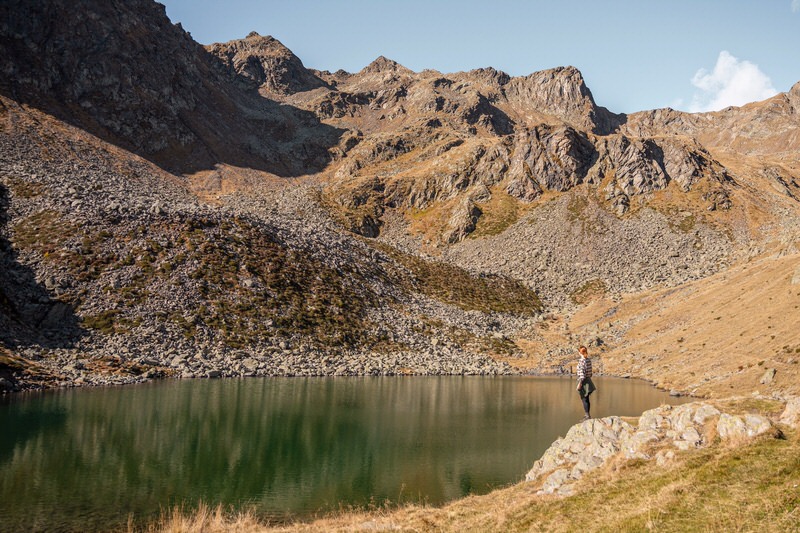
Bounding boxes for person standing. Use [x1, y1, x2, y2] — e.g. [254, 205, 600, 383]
[576, 345, 596, 420]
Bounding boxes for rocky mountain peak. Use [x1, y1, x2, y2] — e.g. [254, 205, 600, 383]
[545, 66, 594, 104]
[241, 32, 286, 50]
[207, 33, 329, 94]
[524, 65, 593, 103]
[0, 0, 341, 175]
[465, 67, 512, 87]
[360, 56, 412, 75]
[3, 0, 800, 405]
[0, 0, 207, 158]
[503, 65, 621, 134]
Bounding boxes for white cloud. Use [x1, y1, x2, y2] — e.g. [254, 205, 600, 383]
[792, 0, 800, 13]
[689, 51, 777, 112]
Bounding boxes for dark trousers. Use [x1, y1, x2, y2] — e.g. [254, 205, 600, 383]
[578, 378, 596, 415]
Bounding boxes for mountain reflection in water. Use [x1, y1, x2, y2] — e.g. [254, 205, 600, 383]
[0, 376, 687, 532]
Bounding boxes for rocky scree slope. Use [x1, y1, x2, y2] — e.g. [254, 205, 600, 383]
[0, 0, 543, 392]
[0, 97, 539, 392]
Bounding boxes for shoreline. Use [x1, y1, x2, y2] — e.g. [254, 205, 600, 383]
[0, 360, 695, 399]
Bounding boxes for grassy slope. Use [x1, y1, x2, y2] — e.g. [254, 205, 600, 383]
[576, 250, 800, 398]
[512, 249, 800, 398]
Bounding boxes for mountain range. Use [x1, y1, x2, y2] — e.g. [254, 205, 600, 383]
[1, 0, 799, 398]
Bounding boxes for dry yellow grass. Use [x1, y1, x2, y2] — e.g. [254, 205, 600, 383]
[512, 249, 800, 398]
[470, 188, 534, 238]
[589, 250, 800, 398]
[134, 504, 266, 533]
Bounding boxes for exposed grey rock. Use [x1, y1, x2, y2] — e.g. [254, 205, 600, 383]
[440, 196, 734, 308]
[242, 358, 260, 372]
[207, 33, 329, 95]
[444, 198, 482, 243]
[0, 377, 17, 392]
[792, 266, 800, 285]
[511, 125, 595, 192]
[779, 397, 800, 427]
[525, 402, 776, 496]
[526, 416, 639, 492]
[503, 66, 621, 134]
[0, 0, 339, 176]
[717, 413, 774, 440]
[760, 368, 776, 385]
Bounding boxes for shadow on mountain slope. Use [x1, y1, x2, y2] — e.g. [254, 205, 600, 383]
[0, 0, 345, 177]
[0, 184, 83, 349]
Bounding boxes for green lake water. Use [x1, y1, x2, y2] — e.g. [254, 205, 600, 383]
[0, 376, 687, 532]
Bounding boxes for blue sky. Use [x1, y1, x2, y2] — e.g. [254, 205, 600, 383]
[161, 0, 800, 114]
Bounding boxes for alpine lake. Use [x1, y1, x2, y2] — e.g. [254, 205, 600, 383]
[0, 375, 688, 532]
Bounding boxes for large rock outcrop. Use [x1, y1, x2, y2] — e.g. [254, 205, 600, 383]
[207, 32, 329, 95]
[525, 401, 782, 496]
[504, 66, 622, 134]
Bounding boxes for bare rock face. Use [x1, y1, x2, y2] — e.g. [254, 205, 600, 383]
[525, 402, 778, 497]
[207, 32, 329, 95]
[359, 56, 412, 77]
[659, 138, 730, 192]
[0, 0, 201, 155]
[0, 0, 341, 176]
[504, 164, 543, 202]
[596, 135, 733, 214]
[602, 136, 669, 197]
[513, 125, 596, 191]
[504, 66, 622, 134]
[444, 198, 482, 244]
[789, 81, 800, 112]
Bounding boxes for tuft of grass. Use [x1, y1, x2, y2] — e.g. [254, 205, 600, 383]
[714, 398, 786, 418]
[4, 176, 45, 198]
[570, 278, 607, 305]
[11, 209, 78, 254]
[677, 213, 696, 233]
[158, 216, 381, 348]
[470, 190, 525, 238]
[318, 181, 384, 237]
[566, 194, 589, 222]
[132, 502, 269, 533]
[373, 242, 542, 316]
[82, 310, 135, 335]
